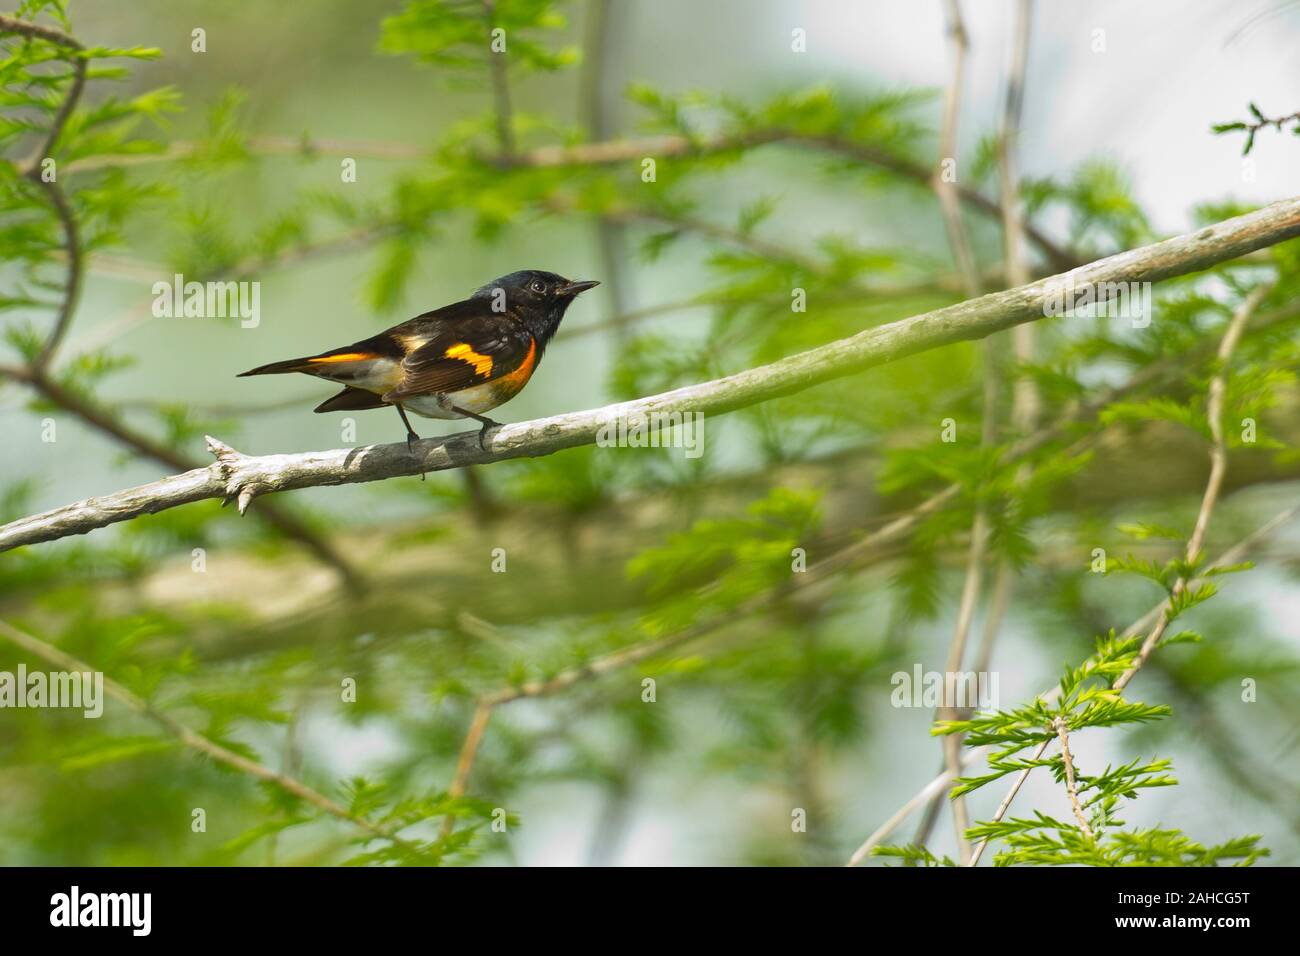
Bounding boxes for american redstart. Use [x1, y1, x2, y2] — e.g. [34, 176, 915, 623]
[238, 270, 599, 448]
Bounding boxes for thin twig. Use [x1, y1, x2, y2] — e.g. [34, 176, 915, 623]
[963, 737, 1051, 867]
[542, 195, 828, 272]
[927, 0, 991, 863]
[28, 177, 83, 369]
[920, 0, 1037, 853]
[483, 0, 515, 157]
[940, 536, 980, 860]
[579, 0, 633, 334]
[1, 14, 88, 369]
[1113, 281, 1273, 692]
[501, 129, 1080, 270]
[1052, 716, 1094, 840]
[27, 175, 81, 374]
[972, 0, 1038, 706]
[57, 134, 427, 173]
[1217, 104, 1300, 154]
[1001, 0, 1037, 425]
[933, 0, 982, 301]
[439, 700, 494, 838]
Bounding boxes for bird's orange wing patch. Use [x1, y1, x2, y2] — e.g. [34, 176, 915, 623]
[444, 343, 494, 377]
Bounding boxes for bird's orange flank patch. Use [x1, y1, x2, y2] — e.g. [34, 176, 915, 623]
[497, 336, 536, 389]
[444, 343, 494, 376]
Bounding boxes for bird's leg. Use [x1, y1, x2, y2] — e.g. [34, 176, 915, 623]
[395, 404, 422, 451]
[394, 404, 426, 481]
[442, 400, 502, 451]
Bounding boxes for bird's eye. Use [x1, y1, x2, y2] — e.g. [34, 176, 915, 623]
[530, 279, 546, 293]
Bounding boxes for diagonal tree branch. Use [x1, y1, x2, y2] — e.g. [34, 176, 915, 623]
[56, 134, 428, 173]
[0, 618, 424, 855]
[2, 195, 1299, 554]
[501, 129, 1080, 270]
[1113, 281, 1274, 692]
[435, 502, 931, 836]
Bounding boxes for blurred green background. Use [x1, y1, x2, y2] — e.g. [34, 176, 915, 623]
[2, 0, 1299, 866]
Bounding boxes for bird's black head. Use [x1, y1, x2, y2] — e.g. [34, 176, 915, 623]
[471, 270, 599, 343]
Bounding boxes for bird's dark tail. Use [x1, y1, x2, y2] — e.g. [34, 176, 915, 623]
[313, 387, 388, 413]
[237, 357, 316, 377]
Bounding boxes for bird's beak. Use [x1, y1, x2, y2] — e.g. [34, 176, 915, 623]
[560, 279, 600, 297]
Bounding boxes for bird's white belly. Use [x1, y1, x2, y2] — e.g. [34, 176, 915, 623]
[402, 381, 504, 419]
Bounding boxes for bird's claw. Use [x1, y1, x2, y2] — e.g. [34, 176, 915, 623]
[405, 432, 428, 481]
[478, 420, 501, 452]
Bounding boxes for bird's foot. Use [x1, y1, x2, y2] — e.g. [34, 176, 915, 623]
[446, 403, 503, 451]
[477, 418, 502, 452]
[406, 430, 427, 480]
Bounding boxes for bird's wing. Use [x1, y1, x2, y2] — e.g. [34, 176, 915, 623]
[383, 315, 535, 403]
[296, 298, 492, 370]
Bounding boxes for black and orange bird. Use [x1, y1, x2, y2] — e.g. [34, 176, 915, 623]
[238, 270, 599, 449]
